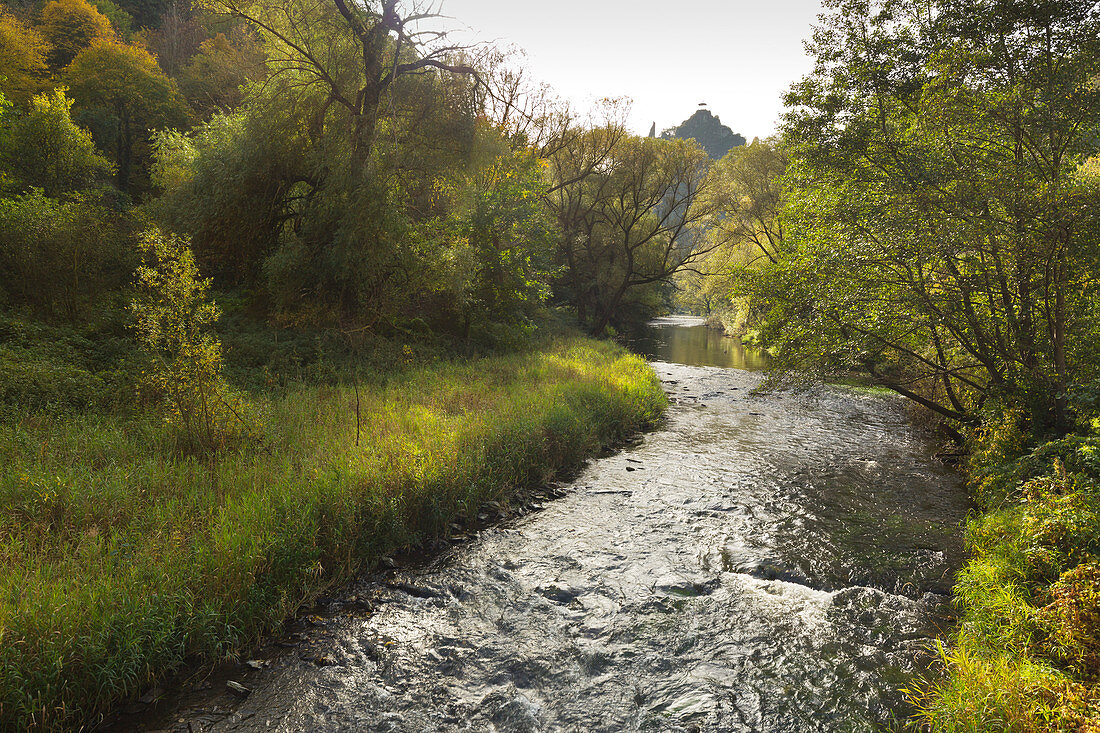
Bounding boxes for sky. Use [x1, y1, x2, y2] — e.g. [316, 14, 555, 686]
[433, 0, 827, 140]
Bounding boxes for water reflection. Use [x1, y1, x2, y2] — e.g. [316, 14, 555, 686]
[630, 315, 770, 371]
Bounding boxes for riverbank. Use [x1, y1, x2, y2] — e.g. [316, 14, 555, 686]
[0, 336, 666, 732]
[914, 425, 1100, 730]
[118, 360, 967, 732]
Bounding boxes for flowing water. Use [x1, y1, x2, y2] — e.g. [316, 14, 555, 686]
[132, 318, 966, 733]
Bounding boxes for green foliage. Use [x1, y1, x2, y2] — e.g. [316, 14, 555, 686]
[65, 40, 190, 191]
[177, 31, 265, 117]
[147, 125, 192, 190]
[735, 0, 1100, 435]
[0, 349, 106, 414]
[151, 111, 297, 284]
[0, 189, 132, 319]
[0, 311, 142, 417]
[38, 0, 114, 70]
[0, 7, 47, 104]
[0, 336, 665, 732]
[0, 87, 112, 194]
[911, 644, 1094, 733]
[260, 167, 418, 326]
[110, 0, 168, 29]
[699, 139, 788, 267]
[1041, 564, 1100, 678]
[0, 316, 105, 414]
[439, 135, 555, 343]
[547, 128, 715, 334]
[916, 429, 1100, 728]
[90, 0, 132, 38]
[675, 138, 788, 323]
[0, 85, 132, 328]
[154, 68, 545, 340]
[131, 229, 241, 454]
[154, 80, 452, 326]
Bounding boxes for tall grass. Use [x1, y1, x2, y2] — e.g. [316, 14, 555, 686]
[912, 432, 1100, 731]
[910, 643, 1092, 732]
[0, 336, 665, 732]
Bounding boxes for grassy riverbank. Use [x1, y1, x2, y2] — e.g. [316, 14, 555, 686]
[913, 421, 1100, 731]
[0, 335, 665, 732]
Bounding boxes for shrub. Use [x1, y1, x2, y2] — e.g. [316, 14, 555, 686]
[0, 190, 132, 320]
[1040, 564, 1100, 678]
[0, 315, 137, 416]
[0, 88, 113, 195]
[131, 229, 247, 454]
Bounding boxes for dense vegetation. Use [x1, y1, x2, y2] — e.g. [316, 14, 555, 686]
[683, 0, 1100, 728]
[0, 0, 721, 347]
[4, 0, 1096, 728]
[0, 0, 714, 729]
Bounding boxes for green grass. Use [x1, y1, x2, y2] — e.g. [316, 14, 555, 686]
[912, 434, 1100, 731]
[0, 335, 666, 732]
[910, 643, 1092, 732]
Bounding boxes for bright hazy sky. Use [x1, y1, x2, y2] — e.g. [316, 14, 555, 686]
[435, 0, 826, 140]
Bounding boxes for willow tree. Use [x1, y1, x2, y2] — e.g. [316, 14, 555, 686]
[675, 139, 789, 319]
[702, 139, 788, 267]
[547, 129, 716, 334]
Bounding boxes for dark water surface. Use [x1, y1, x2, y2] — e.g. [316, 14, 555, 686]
[628, 316, 770, 371]
[132, 322, 965, 733]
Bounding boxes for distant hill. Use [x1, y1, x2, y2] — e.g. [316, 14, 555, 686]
[661, 109, 746, 159]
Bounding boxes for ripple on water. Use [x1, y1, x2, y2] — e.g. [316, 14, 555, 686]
[148, 361, 965, 733]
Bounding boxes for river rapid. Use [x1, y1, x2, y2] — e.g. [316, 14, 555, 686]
[131, 318, 966, 733]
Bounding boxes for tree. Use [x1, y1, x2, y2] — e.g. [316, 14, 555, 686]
[111, 0, 169, 30]
[673, 139, 789, 325]
[764, 0, 1100, 435]
[547, 131, 716, 334]
[65, 40, 190, 190]
[38, 0, 115, 70]
[150, 111, 304, 286]
[141, 0, 203, 75]
[90, 0, 133, 39]
[0, 7, 47, 104]
[700, 139, 788, 267]
[446, 130, 555, 341]
[155, 1, 489, 330]
[203, 0, 476, 167]
[131, 228, 241, 454]
[0, 87, 112, 194]
[178, 31, 266, 117]
[463, 45, 573, 156]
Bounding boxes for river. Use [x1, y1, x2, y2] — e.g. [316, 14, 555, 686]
[126, 317, 966, 732]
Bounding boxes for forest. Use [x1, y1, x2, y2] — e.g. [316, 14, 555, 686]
[1, 0, 1099, 730]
